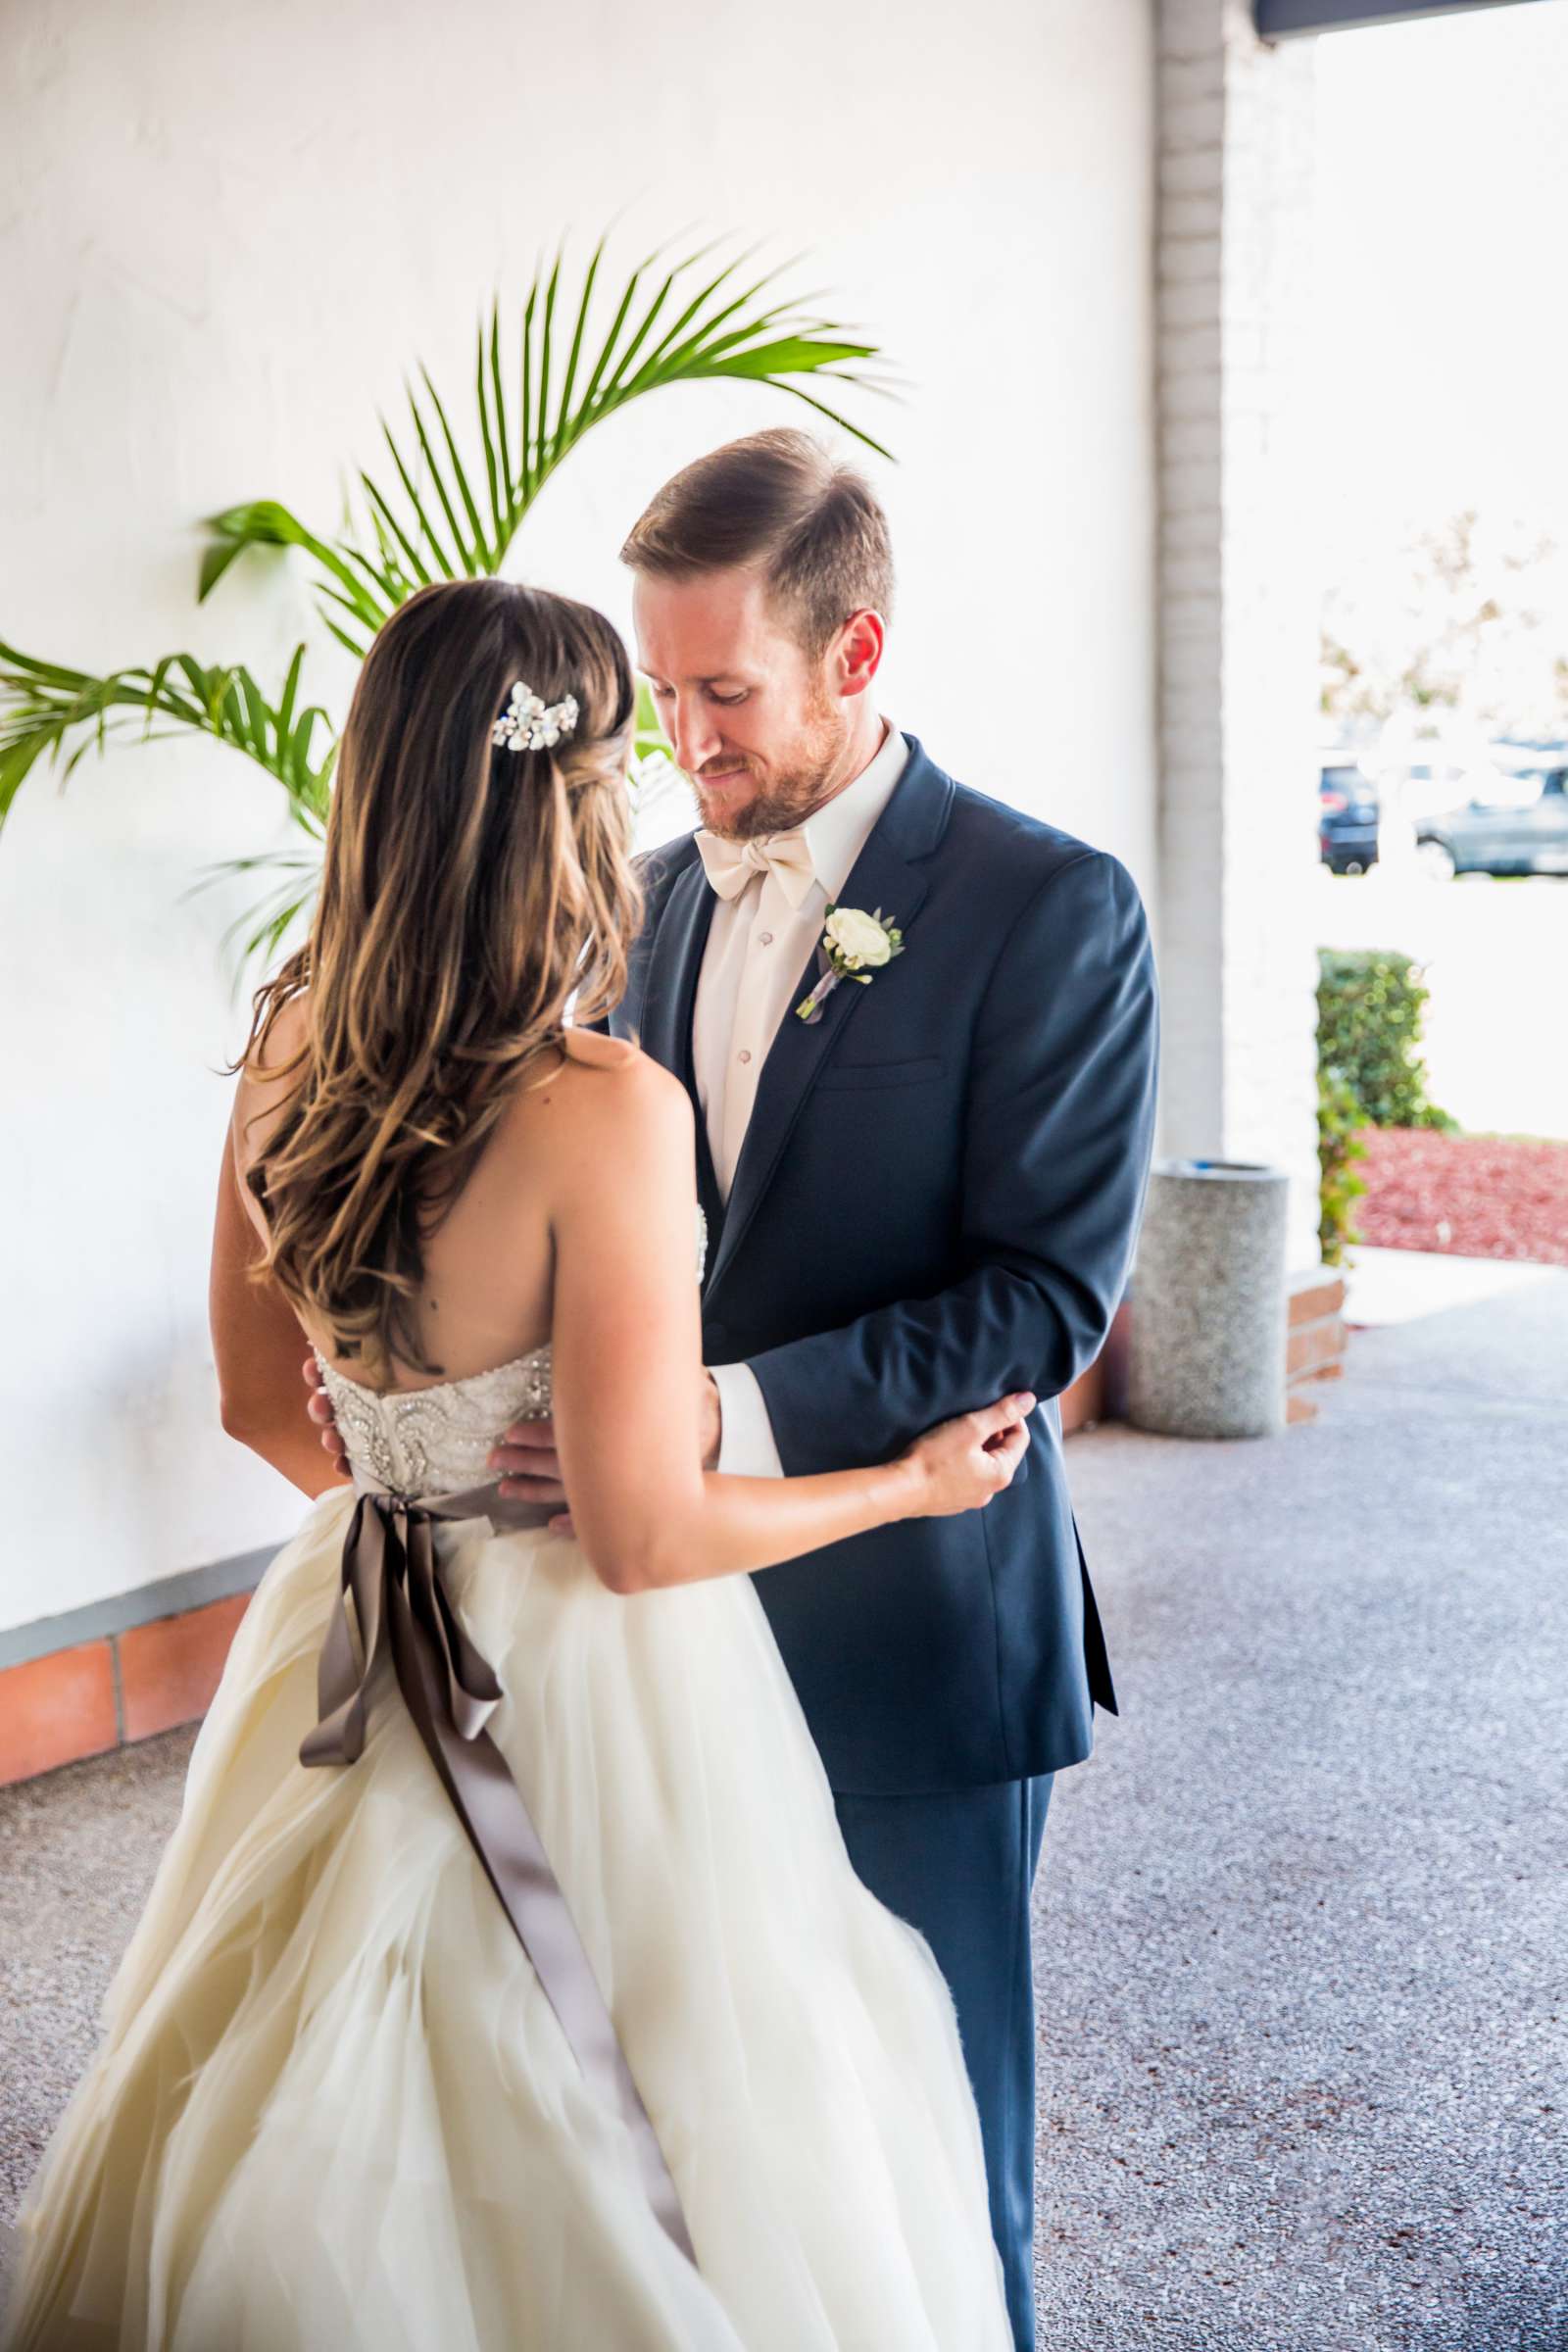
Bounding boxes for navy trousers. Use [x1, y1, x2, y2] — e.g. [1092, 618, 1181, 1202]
[832, 1773, 1054, 2352]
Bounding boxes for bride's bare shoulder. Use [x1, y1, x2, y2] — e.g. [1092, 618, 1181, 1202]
[232, 992, 310, 1169]
[560, 1029, 685, 1104]
[558, 1026, 641, 1074]
[514, 1027, 690, 1158]
[247, 990, 310, 1073]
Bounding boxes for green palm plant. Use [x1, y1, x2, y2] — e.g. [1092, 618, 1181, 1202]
[0, 640, 334, 836]
[200, 235, 893, 656]
[0, 233, 895, 962]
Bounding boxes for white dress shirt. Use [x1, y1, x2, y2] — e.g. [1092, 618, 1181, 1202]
[694, 718, 910, 1480]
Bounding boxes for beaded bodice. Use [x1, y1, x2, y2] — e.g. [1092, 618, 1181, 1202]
[315, 1348, 556, 1500]
[316, 1204, 708, 1500]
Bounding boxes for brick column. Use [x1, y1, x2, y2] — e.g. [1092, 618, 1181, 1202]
[1156, 0, 1324, 1275]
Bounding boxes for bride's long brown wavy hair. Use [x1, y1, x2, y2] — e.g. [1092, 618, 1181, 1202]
[239, 577, 641, 1383]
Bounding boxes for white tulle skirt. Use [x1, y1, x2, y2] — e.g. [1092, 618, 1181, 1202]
[4, 1487, 1012, 2351]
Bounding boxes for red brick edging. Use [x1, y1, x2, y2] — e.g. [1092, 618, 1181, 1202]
[1285, 1271, 1348, 1424]
[0, 1593, 251, 1788]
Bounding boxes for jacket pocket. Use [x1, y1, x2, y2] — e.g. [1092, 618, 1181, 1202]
[815, 1054, 947, 1092]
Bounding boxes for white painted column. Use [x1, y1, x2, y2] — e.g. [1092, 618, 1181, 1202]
[1155, 0, 1324, 1275]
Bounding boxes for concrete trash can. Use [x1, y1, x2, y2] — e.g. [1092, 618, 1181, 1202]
[1127, 1159, 1290, 1439]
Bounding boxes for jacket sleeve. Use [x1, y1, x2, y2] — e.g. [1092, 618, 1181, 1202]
[746, 847, 1160, 1471]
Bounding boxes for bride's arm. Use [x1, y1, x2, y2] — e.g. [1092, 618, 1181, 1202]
[209, 1114, 350, 1499]
[548, 1054, 1031, 1593]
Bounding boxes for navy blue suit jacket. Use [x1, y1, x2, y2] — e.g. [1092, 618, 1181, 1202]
[612, 736, 1160, 1795]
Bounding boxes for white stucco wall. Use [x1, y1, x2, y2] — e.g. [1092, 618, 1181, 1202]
[1153, 0, 1324, 1277]
[0, 0, 1159, 1633]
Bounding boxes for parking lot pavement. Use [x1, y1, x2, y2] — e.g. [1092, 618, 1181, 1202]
[1035, 1262, 1568, 2351]
[1312, 861, 1568, 1140]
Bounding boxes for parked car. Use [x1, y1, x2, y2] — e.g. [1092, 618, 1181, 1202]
[1415, 762, 1568, 878]
[1319, 762, 1380, 873]
[1400, 759, 1468, 815]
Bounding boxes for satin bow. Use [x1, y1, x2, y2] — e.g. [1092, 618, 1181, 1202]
[694, 825, 818, 908]
[301, 1479, 698, 2269]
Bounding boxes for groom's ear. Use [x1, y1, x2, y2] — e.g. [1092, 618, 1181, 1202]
[830, 608, 886, 700]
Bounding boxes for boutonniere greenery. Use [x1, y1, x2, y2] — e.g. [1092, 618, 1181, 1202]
[796, 905, 906, 1024]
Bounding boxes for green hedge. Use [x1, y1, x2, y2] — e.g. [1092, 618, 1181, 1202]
[1317, 1065, 1367, 1266]
[1316, 949, 1456, 1134]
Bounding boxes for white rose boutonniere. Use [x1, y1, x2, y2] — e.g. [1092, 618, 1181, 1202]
[797, 904, 906, 1024]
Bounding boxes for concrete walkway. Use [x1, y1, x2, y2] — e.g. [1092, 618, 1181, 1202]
[1035, 1257, 1567, 2350]
[3, 1260, 1564, 2347]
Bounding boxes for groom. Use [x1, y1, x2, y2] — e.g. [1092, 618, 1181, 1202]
[576, 429, 1154, 2343]
[314, 428, 1159, 2346]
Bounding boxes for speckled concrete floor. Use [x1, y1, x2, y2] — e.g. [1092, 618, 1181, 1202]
[1034, 1266, 1568, 2351]
[3, 1268, 1564, 2348]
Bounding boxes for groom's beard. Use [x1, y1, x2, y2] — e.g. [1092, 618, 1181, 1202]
[694, 694, 849, 842]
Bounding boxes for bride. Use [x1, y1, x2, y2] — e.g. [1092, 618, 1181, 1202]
[3, 577, 1035, 2351]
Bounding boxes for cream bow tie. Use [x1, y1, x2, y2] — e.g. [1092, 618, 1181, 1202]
[695, 826, 818, 910]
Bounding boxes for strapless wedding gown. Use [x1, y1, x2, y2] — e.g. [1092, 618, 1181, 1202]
[4, 1227, 1013, 2352]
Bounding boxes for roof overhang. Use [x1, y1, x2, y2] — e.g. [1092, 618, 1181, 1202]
[1256, 0, 1545, 35]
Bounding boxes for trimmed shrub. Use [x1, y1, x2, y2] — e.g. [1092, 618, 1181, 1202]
[1316, 949, 1456, 1133]
[1318, 1065, 1368, 1266]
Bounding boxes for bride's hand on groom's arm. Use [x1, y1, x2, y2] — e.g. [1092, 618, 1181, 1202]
[900, 1394, 1036, 1517]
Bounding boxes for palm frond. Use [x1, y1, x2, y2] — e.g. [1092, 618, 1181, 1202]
[0, 638, 334, 839]
[199, 501, 383, 634]
[198, 234, 896, 639]
[184, 831, 325, 991]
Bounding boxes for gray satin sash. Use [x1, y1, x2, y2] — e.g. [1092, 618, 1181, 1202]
[299, 1476, 698, 2269]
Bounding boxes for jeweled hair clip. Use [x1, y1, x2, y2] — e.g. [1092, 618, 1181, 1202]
[492, 680, 581, 754]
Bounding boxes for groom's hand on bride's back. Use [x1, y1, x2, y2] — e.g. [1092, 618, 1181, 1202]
[489, 1416, 570, 1520]
[303, 1354, 351, 1477]
[491, 1370, 723, 1537]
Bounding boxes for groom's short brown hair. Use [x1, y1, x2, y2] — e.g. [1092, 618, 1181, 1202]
[620, 427, 895, 657]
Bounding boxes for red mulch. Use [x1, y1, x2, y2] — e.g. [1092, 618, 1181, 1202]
[1353, 1127, 1568, 1264]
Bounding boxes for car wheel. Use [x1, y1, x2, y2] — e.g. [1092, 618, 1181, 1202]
[1417, 839, 1456, 881]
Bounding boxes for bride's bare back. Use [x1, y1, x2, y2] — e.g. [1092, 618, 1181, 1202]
[232, 1001, 649, 1392]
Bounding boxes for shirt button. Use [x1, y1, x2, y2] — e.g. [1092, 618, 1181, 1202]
[760, 931, 774, 946]
[738, 1050, 753, 1065]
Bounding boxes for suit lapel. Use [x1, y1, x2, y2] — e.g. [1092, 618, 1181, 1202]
[635, 853, 712, 1080]
[634, 855, 726, 1261]
[705, 741, 954, 1300]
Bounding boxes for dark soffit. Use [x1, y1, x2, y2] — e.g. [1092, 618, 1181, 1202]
[1256, 0, 1544, 37]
